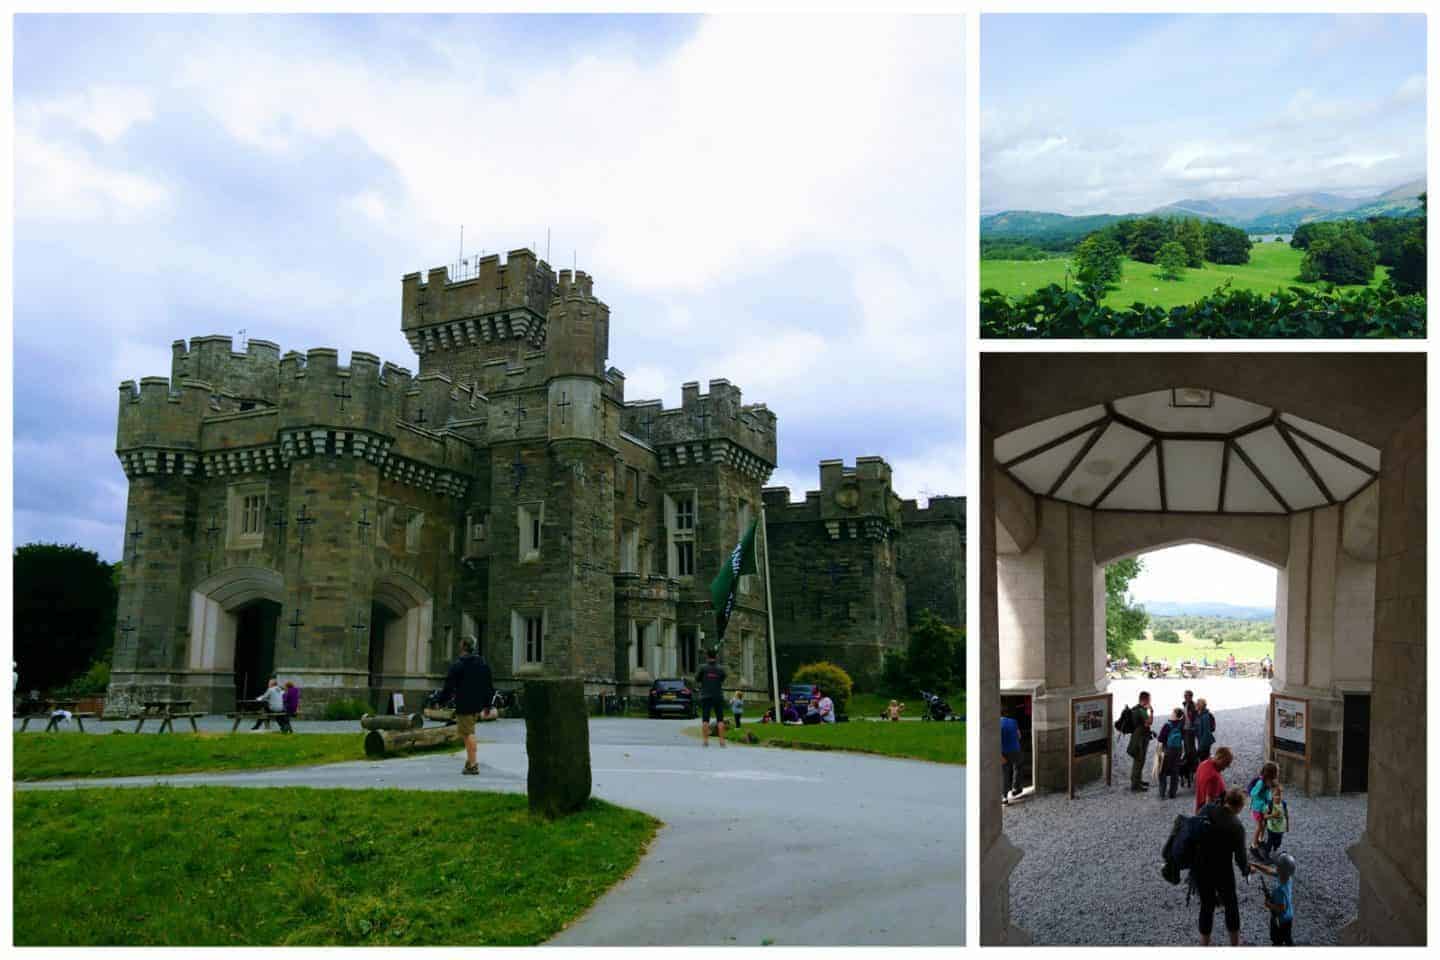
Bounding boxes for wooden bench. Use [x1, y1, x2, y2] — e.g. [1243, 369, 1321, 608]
[132, 699, 201, 733]
[15, 700, 96, 732]
[225, 709, 290, 733]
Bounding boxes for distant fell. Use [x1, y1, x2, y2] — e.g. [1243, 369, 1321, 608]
[1143, 600, 1274, 620]
[984, 179, 1425, 239]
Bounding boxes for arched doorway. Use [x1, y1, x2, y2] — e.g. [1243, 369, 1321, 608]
[187, 565, 286, 710]
[368, 571, 435, 707]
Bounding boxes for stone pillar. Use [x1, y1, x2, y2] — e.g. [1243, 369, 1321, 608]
[997, 489, 1105, 792]
[1342, 408, 1424, 944]
[524, 676, 593, 818]
[981, 421, 1030, 944]
[1272, 492, 1377, 795]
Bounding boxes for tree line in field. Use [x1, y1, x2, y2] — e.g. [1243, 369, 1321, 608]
[1150, 615, 1276, 648]
[1290, 204, 1426, 293]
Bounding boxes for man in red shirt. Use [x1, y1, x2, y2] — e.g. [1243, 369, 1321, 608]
[1195, 746, 1234, 811]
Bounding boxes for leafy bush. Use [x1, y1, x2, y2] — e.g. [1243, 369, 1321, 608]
[52, 659, 111, 698]
[1156, 241, 1188, 281]
[324, 698, 372, 721]
[980, 280, 1425, 338]
[1155, 628, 1181, 644]
[791, 662, 853, 716]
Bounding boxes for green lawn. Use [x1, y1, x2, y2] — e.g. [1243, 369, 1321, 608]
[13, 732, 463, 782]
[14, 787, 657, 946]
[981, 242, 1389, 310]
[720, 718, 965, 765]
[1129, 629, 1275, 666]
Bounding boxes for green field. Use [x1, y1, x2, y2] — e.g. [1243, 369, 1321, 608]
[12, 732, 462, 782]
[719, 716, 965, 765]
[14, 787, 657, 946]
[1129, 629, 1275, 667]
[981, 241, 1390, 309]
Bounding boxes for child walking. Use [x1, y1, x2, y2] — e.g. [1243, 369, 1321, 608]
[1249, 761, 1280, 859]
[729, 691, 745, 729]
[1253, 853, 1297, 945]
[1263, 782, 1290, 858]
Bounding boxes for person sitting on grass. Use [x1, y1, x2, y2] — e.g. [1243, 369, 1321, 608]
[782, 701, 802, 724]
[1252, 853, 1297, 946]
[804, 688, 824, 725]
[816, 688, 836, 724]
[886, 699, 904, 722]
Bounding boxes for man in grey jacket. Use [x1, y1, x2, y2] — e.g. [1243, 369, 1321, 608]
[252, 676, 291, 733]
[1127, 690, 1153, 791]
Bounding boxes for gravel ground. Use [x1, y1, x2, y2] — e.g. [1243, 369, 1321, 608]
[1005, 678, 1364, 946]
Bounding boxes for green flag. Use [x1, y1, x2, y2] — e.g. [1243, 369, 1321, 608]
[710, 519, 759, 642]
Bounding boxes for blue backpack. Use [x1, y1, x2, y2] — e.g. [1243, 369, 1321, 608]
[1166, 724, 1184, 749]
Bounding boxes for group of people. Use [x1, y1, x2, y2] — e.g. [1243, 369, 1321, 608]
[250, 676, 301, 733]
[1125, 689, 1297, 945]
[759, 685, 838, 726]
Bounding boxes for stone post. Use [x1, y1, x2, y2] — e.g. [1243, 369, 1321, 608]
[524, 676, 593, 818]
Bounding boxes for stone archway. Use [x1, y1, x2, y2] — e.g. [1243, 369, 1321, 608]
[186, 565, 286, 710]
[981, 355, 1424, 945]
[368, 570, 435, 700]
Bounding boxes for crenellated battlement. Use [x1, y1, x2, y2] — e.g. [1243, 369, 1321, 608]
[901, 494, 965, 526]
[171, 335, 281, 402]
[763, 457, 903, 539]
[401, 249, 560, 362]
[621, 379, 777, 468]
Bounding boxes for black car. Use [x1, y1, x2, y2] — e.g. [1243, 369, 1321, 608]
[787, 683, 818, 710]
[648, 678, 696, 718]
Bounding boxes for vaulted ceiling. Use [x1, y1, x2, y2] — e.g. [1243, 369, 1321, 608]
[994, 388, 1381, 514]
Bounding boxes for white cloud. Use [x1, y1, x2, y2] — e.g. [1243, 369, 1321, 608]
[345, 190, 389, 224]
[1129, 544, 1278, 608]
[14, 129, 170, 222]
[30, 85, 156, 143]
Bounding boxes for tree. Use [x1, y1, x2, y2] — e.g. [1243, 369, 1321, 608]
[905, 610, 961, 692]
[1074, 233, 1124, 296]
[1126, 218, 1169, 263]
[1390, 194, 1426, 297]
[1105, 558, 1149, 661]
[14, 543, 119, 694]
[1176, 218, 1207, 267]
[1156, 241, 1188, 281]
[1205, 222, 1253, 264]
[1155, 627, 1181, 644]
[1302, 225, 1377, 285]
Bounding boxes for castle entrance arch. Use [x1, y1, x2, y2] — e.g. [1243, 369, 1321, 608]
[368, 571, 435, 702]
[186, 566, 286, 706]
[981, 356, 1421, 945]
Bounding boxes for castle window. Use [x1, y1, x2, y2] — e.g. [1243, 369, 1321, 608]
[405, 512, 424, 553]
[518, 502, 543, 562]
[620, 523, 639, 574]
[665, 492, 697, 578]
[626, 467, 640, 503]
[629, 619, 658, 673]
[226, 482, 269, 549]
[511, 610, 545, 665]
[679, 627, 699, 675]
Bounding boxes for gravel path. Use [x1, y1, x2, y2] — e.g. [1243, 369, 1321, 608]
[1004, 679, 1363, 946]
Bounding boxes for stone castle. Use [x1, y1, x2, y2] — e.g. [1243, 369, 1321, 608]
[108, 248, 963, 716]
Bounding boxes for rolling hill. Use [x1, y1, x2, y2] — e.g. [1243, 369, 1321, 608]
[1140, 601, 1274, 620]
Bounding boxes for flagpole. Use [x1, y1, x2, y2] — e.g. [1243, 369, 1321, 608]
[760, 504, 782, 724]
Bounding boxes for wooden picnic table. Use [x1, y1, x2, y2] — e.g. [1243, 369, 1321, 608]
[225, 701, 290, 732]
[16, 699, 97, 732]
[133, 699, 202, 733]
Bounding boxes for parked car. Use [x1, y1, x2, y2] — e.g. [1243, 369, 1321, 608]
[648, 678, 695, 719]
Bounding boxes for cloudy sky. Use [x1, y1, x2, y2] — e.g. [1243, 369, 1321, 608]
[14, 14, 966, 563]
[982, 13, 1426, 215]
[1129, 544, 1277, 610]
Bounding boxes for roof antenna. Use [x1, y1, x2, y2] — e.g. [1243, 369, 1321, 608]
[459, 225, 464, 265]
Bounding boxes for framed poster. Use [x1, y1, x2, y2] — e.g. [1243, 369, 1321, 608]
[1069, 692, 1113, 799]
[392, 691, 406, 715]
[1271, 694, 1307, 757]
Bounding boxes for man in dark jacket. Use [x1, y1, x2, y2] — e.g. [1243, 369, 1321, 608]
[440, 636, 495, 775]
[1193, 787, 1252, 945]
[1127, 691, 1153, 791]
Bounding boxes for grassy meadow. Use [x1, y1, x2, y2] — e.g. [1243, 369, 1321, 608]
[718, 714, 965, 765]
[981, 241, 1390, 309]
[1129, 629, 1275, 666]
[14, 788, 656, 946]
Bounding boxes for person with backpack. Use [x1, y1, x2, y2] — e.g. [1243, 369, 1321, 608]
[1193, 787, 1253, 945]
[1122, 691, 1154, 791]
[1156, 707, 1186, 799]
[1249, 761, 1280, 860]
[439, 636, 496, 775]
[1000, 706, 1022, 804]
[1180, 690, 1199, 787]
[1195, 697, 1217, 762]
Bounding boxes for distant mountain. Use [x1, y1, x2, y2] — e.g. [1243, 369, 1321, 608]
[1142, 601, 1274, 620]
[983, 180, 1425, 241]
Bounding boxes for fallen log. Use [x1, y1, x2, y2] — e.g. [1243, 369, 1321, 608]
[423, 706, 455, 724]
[360, 712, 423, 731]
[364, 724, 460, 758]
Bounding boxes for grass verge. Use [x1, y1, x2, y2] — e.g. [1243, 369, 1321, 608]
[719, 719, 964, 765]
[1130, 634, 1275, 665]
[13, 732, 462, 782]
[14, 787, 658, 946]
